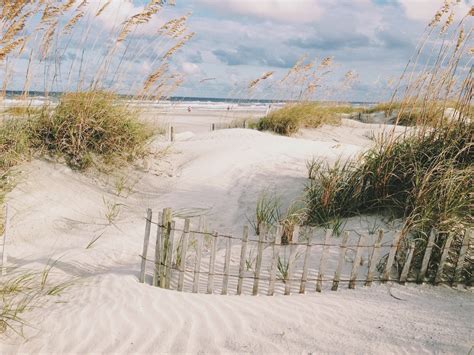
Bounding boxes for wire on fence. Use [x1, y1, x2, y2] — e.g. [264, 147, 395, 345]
[146, 219, 400, 248]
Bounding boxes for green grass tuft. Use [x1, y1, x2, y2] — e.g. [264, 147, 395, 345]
[30, 91, 153, 170]
[256, 103, 348, 136]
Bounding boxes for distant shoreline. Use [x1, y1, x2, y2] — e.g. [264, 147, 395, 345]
[2, 91, 377, 106]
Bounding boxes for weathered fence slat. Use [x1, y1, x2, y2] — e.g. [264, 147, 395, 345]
[418, 229, 436, 283]
[222, 236, 232, 295]
[382, 231, 401, 282]
[165, 221, 176, 289]
[453, 230, 471, 287]
[153, 212, 163, 287]
[170, 126, 175, 142]
[435, 234, 454, 285]
[159, 208, 172, 288]
[177, 218, 190, 291]
[192, 219, 204, 293]
[285, 226, 299, 295]
[252, 227, 266, 295]
[237, 226, 249, 295]
[268, 226, 282, 296]
[365, 230, 383, 287]
[349, 235, 365, 289]
[299, 228, 313, 294]
[331, 231, 349, 291]
[1, 203, 9, 276]
[207, 232, 218, 294]
[316, 230, 332, 292]
[139, 208, 152, 283]
[400, 241, 415, 284]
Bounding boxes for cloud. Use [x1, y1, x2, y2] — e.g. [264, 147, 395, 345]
[197, 0, 323, 23]
[186, 51, 203, 64]
[181, 62, 201, 75]
[287, 32, 371, 50]
[212, 45, 297, 68]
[398, 0, 471, 22]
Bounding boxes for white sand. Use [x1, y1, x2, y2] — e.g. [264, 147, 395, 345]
[1, 108, 472, 354]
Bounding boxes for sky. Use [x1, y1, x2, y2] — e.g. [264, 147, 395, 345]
[3, 0, 473, 102]
[155, 0, 472, 101]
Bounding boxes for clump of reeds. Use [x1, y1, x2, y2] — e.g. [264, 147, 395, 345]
[249, 191, 307, 244]
[305, 2, 473, 283]
[256, 102, 357, 136]
[29, 91, 152, 170]
[0, 265, 72, 336]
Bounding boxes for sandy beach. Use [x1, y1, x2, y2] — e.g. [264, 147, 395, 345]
[0, 105, 472, 354]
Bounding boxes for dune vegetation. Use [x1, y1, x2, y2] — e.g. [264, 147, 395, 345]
[0, 0, 192, 217]
[256, 103, 359, 136]
[0, 0, 192, 333]
[304, 3, 473, 283]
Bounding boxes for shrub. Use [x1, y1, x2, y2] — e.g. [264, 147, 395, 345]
[3, 106, 45, 118]
[306, 118, 473, 282]
[0, 118, 31, 227]
[30, 91, 152, 170]
[257, 103, 344, 136]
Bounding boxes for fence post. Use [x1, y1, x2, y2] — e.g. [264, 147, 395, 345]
[211, 123, 215, 131]
[237, 226, 249, 295]
[193, 220, 204, 293]
[417, 229, 436, 283]
[170, 126, 175, 142]
[221, 235, 232, 295]
[399, 241, 415, 284]
[268, 226, 282, 296]
[435, 234, 454, 285]
[284, 226, 299, 295]
[153, 212, 163, 287]
[452, 230, 471, 287]
[316, 229, 331, 292]
[349, 234, 365, 289]
[382, 232, 401, 282]
[160, 208, 172, 288]
[165, 221, 176, 289]
[365, 230, 383, 287]
[331, 231, 349, 291]
[207, 232, 218, 294]
[1, 204, 9, 276]
[177, 218, 190, 291]
[299, 228, 313, 294]
[139, 208, 153, 283]
[252, 226, 266, 295]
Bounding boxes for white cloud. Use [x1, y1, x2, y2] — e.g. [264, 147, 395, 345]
[198, 0, 323, 23]
[398, 0, 471, 22]
[181, 62, 201, 75]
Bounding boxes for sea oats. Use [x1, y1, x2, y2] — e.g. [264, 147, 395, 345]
[0, 37, 25, 61]
[96, 0, 112, 17]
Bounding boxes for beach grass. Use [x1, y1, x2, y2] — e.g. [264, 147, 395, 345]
[257, 102, 352, 135]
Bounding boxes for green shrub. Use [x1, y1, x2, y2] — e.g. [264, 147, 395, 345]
[30, 91, 152, 170]
[257, 103, 344, 136]
[306, 118, 473, 282]
[3, 106, 45, 118]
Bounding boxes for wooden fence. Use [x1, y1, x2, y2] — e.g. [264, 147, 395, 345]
[139, 208, 472, 295]
[210, 120, 249, 131]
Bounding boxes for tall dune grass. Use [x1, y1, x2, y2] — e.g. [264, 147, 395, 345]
[0, 0, 193, 224]
[30, 91, 152, 169]
[256, 103, 360, 136]
[305, 3, 473, 283]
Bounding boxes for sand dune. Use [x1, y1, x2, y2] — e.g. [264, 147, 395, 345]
[1, 112, 472, 353]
